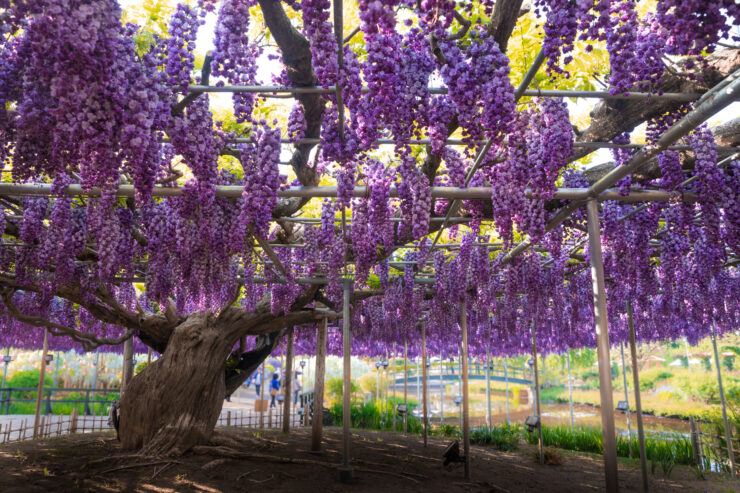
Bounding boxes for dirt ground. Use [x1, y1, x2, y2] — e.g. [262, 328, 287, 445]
[0, 427, 737, 493]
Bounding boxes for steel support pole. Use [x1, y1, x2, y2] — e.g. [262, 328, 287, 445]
[422, 319, 428, 447]
[404, 340, 408, 435]
[504, 359, 510, 425]
[461, 300, 471, 479]
[340, 279, 354, 482]
[485, 345, 492, 428]
[260, 360, 266, 428]
[711, 324, 736, 476]
[586, 199, 619, 493]
[627, 301, 648, 492]
[392, 344, 397, 432]
[33, 329, 49, 438]
[283, 327, 294, 434]
[567, 352, 575, 430]
[311, 318, 328, 452]
[620, 342, 633, 458]
[440, 350, 444, 426]
[2, 348, 9, 415]
[90, 352, 99, 416]
[532, 326, 544, 465]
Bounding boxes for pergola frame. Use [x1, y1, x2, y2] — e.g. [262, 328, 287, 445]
[0, 2, 738, 490]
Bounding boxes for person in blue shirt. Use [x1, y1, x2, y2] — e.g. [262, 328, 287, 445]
[269, 373, 280, 408]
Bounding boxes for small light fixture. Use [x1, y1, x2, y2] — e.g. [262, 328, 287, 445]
[300, 360, 306, 368]
[45, 354, 53, 364]
[397, 404, 407, 416]
[382, 360, 389, 369]
[453, 395, 462, 406]
[616, 401, 629, 412]
[525, 415, 541, 432]
[527, 358, 534, 368]
[375, 361, 382, 370]
[3, 355, 12, 363]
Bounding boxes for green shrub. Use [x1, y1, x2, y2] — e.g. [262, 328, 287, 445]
[326, 377, 359, 400]
[6, 370, 53, 400]
[470, 425, 522, 451]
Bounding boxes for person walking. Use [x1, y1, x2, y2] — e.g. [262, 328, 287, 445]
[254, 370, 262, 397]
[269, 373, 280, 408]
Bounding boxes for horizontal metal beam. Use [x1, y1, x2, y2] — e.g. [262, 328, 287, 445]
[0, 183, 698, 203]
[188, 85, 701, 101]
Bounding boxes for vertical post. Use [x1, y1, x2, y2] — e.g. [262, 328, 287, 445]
[532, 326, 544, 465]
[33, 329, 49, 439]
[620, 341, 632, 458]
[339, 279, 354, 482]
[567, 351, 575, 430]
[711, 323, 735, 476]
[283, 327, 294, 434]
[422, 318, 428, 447]
[2, 348, 10, 415]
[627, 300, 648, 492]
[311, 318, 328, 452]
[403, 340, 408, 435]
[392, 344, 396, 432]
[90, 352, 99, 416]
[485, 345, 491, 429]
[504, 359, 510, 425]
[122, 338, 134, 394]
[260, 360, 266, 428]
[586, 199, 619, 493]
[458, 347, 463, 431]
[416, 357, 420, 405]
[460, 299, 470, 480]
[147, 347, 152, 364]
[440, 350, 444, 426]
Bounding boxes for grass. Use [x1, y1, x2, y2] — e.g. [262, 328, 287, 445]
[524, 425, 693, 466]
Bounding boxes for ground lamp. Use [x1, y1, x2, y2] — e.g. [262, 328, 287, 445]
[616, 401, 629, 413]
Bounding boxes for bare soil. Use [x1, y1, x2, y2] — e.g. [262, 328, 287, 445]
[0, 427, 737, 492]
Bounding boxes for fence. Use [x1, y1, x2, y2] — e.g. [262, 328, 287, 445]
[0, 405, 305, 446]
[690, 418, 740, 475]
[0, 387, 120, 415]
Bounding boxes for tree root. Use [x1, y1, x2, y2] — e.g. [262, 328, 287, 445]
[98, 459, 176, 475]
[191, 445, 423, 482]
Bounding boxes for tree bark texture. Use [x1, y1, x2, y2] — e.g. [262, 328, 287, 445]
[119, 313, 236, 456]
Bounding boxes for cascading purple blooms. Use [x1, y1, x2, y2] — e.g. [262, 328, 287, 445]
[212, 0, 260, 123]
[438, 28, 515, 148]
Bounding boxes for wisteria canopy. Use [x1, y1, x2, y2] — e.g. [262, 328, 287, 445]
[0, 0, 738, 455]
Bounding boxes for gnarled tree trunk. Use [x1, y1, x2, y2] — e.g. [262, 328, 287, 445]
[118, 313, 235, 456]
[117, 309, 288, 456]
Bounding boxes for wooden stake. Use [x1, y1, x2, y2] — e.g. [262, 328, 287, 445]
[312, 318, 328, 452]
[33, 329, 49, 439]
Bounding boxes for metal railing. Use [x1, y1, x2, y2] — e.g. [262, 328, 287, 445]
[0, 387, 120, 416]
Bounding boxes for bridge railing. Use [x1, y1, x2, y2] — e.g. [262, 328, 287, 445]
[0, 387, 120, 416]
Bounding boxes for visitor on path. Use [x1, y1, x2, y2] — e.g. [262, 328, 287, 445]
[270, 373, 280, 408]
[254, 370, 262, 397]
[293, 371, 302, 405]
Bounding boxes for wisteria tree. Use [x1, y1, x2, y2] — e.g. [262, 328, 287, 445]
[0, 0, 738, 456]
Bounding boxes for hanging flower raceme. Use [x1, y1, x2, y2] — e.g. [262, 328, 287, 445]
[212, 0, 261, 123]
